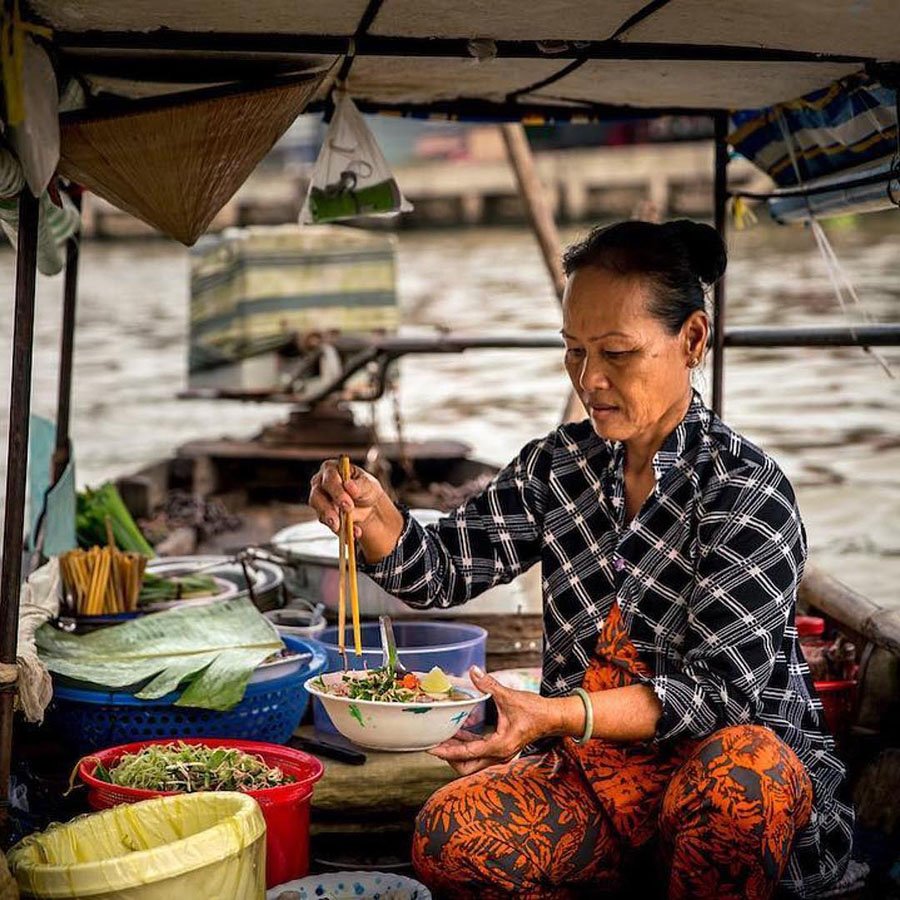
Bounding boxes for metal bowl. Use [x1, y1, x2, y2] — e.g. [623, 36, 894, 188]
[146, 555, 285, 611]
[270, 511, 538, 617]
[140, 574, 239, 611]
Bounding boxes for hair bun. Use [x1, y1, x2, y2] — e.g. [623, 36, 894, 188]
[664, 220, 727, 286]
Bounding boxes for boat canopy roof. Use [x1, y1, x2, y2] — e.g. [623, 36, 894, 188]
[2, 0, 895, 242]
[29, 0, 900, 117]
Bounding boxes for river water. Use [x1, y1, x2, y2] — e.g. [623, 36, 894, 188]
[0, 216, 898, 608]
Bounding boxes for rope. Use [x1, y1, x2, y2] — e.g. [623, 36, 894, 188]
[0, 144, 24, 197]
[336, 0, 385, 85]
[321, 0, 385, 121]
[507, 56, 590, 102]
[776, 111, 893, 378]
[0, 663, 18, 685]
[888, 88, 900, 208]
[608, 0, 677, 41]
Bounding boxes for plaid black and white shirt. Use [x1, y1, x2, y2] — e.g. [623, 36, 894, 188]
[363, 391, 853, 896]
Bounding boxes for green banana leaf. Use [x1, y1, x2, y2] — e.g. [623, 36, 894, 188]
[37, 597, 283, 711]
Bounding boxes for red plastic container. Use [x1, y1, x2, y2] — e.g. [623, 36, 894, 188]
[796, 615, 825, 638]
[813, 679, 857, 737]
[78, 737, 324, 888]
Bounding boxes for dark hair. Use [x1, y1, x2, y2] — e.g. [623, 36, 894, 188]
[562, 219, 727, 333]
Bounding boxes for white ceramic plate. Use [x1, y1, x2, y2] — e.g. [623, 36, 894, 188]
[249, 648, 312, 684]
[305, 671, 489, 752]
[491, 666, 542, 694]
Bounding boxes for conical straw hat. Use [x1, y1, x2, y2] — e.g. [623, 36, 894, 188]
[58, 74, 325, 245]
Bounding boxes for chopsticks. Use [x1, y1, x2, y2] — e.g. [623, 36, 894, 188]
[59, 541, 147, 616]
[338, 455, 363, 658]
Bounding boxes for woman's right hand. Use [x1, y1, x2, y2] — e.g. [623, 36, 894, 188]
[309, 459, 385, 537]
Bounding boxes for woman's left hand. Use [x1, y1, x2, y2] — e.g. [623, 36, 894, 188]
[429, 666, 556, 776]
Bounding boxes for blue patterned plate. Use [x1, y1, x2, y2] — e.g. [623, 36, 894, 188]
[266, 871, 432, 900]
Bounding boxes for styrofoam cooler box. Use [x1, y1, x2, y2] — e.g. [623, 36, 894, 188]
[188, 224, 398, 390]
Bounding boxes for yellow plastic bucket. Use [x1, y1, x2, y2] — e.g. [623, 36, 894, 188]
[7, 792, 266, 899]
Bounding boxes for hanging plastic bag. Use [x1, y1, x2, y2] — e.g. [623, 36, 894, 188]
[0, 188, 81, 276]
[300, 89, 412, 224]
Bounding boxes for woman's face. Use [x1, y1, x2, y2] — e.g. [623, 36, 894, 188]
[562, 265, 705, 444]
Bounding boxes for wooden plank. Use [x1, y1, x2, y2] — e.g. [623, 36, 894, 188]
[800, 565, 900, 656]
[191, 455, 219, 497]
[500, 123, 584, 425]
[853, 748, 900, 836]
[434, 610, 544, 671]
[177, 438, 474, 462]
[154, 526, 197, 557]
[296, 725, 456, 825]
[116, 459, 171, 517]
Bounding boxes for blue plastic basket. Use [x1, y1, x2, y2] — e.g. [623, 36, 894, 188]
[47, 636, 327, 754]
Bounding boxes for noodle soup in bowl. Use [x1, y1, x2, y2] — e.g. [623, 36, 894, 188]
[305, 670, 490, 751]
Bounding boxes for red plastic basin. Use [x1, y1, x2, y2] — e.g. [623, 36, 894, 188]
[78, 737, 324, 888]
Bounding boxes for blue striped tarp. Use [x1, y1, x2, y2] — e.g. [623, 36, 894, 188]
[729, 73, 898, 188]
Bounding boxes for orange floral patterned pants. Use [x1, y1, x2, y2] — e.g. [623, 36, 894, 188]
[413, 604, 813, 899]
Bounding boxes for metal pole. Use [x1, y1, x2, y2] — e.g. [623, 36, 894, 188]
[725, 323, 900, 347]
[0, 190, 40, 829]
[711, 112, 729, 415]
[52, 191, 82, 483]
[500, 123, 584, 423]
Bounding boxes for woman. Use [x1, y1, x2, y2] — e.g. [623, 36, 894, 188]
[309, 220, 853, 899]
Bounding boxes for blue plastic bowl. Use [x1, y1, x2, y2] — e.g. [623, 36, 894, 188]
[47, 636, 327, 754]
[313, 621, 487, 734]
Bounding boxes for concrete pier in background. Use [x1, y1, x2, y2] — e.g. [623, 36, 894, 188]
[79, 140, 766, 237]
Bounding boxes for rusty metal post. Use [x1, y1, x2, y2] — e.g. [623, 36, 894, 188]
[0, 189, 40, 829]
[52, 191, 83, 483]
[711, 112, 729, 415]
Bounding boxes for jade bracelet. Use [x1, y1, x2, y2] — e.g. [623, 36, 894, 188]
[570, 687, 594, 745]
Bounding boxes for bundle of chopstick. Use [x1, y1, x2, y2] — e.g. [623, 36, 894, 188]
[59, 526, 148, 616]
[337, 455, 362, 657]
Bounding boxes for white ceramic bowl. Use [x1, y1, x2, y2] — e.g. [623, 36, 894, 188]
[304, 671, 489, 752]
[263, 605, 327, 638]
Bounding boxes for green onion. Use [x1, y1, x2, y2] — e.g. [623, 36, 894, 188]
[76, 483, 154, 556]
[138, 572, 221, 605]
[95, 742, 295, 793]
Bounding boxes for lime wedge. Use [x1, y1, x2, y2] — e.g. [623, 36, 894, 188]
[419, 666, 452, 696]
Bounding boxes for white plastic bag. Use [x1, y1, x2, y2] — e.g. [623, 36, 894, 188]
[300, 90, 412, 224]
